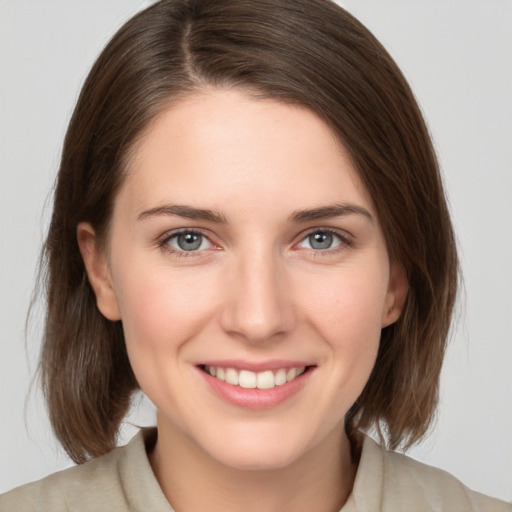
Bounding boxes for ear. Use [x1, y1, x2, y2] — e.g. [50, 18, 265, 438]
[77, 222, 121, 321]
[381, 262, 408, 328]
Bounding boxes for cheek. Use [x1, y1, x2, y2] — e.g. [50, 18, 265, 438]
[300, 261, 388, 368]
[113, 262, 218, 360]
[307, 263, 387, 329]
[112, 263, 222, 411]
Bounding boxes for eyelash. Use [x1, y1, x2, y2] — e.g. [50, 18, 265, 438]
[157, 229, 214, 258]
[157, 228, 353, 258]
[295, 228, 353, 257]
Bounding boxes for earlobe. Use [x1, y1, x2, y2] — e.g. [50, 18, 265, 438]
[382, 262, 408, 328]
[77, 222, 121, 321]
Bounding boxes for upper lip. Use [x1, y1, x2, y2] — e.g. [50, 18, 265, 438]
[197, 360, 315, 372]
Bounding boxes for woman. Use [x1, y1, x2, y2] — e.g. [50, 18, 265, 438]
[1, 0, 510, 510]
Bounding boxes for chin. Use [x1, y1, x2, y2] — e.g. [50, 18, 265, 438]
[197, 426, 315, 472]
[211, 445, 304, 472]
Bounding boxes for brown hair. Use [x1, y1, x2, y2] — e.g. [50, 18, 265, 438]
[39, 0, 458, 463]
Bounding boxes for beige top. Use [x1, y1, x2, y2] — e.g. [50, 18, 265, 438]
[1, 428, 510, 512]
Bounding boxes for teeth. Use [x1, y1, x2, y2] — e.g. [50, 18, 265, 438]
[204, 365, 307, 389]
[257, 370, 274, 389]
[225, 368, 239, 386]
[275, 368, 287, 386]
[239, 370, 257, 388]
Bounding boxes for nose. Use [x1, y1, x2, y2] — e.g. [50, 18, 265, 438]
[219, 251, 296, 344]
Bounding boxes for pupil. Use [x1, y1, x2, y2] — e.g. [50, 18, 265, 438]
[178, 233, 202, 251]
[310, 232, 332, 250]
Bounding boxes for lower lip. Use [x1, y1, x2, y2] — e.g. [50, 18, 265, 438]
[197, 367, 313, 410]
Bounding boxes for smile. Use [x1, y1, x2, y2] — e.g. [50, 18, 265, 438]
[202, 365, 307, 389]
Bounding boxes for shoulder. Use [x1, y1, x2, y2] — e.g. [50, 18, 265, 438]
[0, 428, 171, 512]
[347, 434, 512, 512]
[0, 443, 130, 512]
[382, 447, 510, 511]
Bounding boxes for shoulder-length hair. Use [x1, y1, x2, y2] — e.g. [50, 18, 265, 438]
[38, 0, 458, 463]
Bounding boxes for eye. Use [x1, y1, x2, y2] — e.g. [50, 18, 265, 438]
[166, 231, 212, 252]
[298, 230, 343, 251]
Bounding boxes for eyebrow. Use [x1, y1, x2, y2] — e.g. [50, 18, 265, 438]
[137, 204, 228, 223]
[137, 202, 372, 224]
[289, 203, 373, 223]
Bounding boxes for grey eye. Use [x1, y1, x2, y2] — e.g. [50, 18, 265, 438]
[169, 232, 211, 252]
[299, 231, 342, 251]
[309, 232, 333, 250]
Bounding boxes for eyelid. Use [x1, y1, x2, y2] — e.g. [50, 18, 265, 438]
[293, 227, 354, 252]
[298, 226, 353, 242]
[155, 226, 353, 257]
[157, 228, 219, 256]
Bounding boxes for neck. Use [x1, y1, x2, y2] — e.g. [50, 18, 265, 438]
[149, 416, 357, 512]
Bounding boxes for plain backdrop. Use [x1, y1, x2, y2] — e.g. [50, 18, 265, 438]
[1, 0, 511, 501]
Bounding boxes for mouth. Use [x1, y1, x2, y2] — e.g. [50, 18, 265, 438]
[197, 362, 315, 409]
[199, 364, 313, 390]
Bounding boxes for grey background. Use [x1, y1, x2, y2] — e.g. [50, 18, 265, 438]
[1, 0, 511, 501]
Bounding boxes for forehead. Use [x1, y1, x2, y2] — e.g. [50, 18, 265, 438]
[118, 88, 375, 221]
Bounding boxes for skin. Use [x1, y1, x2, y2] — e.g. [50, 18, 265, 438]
[78, 88, 407, 512]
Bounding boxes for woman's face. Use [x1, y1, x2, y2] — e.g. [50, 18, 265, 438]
[80, 88, 405, 470]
